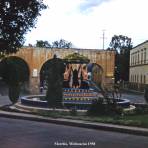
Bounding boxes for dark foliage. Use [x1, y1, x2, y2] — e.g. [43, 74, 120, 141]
[36, 40, 51, 48]
[87, 98, 106, 115]
[0, 0, 47, 55]
[0, 56, 29, 84]
[109, 35, 133, 82]
[135, 104, 148, 114]
[88, 97, 123, 116]
[70, 107, 77, 116]
[8, 84, 20, 104]
[109, 35, 132, 53]
[0, 56, 30, 103]
[52, 39, 72, 48]
[144, 85, 148, 103]
[45, 56, 65, 108]
[35, 39, 72, 48]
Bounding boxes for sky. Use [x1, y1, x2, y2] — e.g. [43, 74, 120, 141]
[25, 0, 148, 49]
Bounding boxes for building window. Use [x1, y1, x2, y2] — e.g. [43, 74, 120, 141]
[141, 49, 143, 64]
[132, 75, 134, 82]
[135, 53, 137, 65]
[131, 54, 132, 65]
[131, 75, 132, 82]
[135, 75, 136, 83]
[133, 53, 135, 65]
[131, 54, 133, 65]
[137, 75, 139, 83]
[141, 75, 143, 84]
[144, 48, 146, 64]
[134, 53, 136, 65]
[144, 75, 146, 84]
[137, 51, 139, 64]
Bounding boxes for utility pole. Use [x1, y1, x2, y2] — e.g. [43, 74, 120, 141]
[100, 29, 106, 50]
[102, 29, 105, 50]
[100, 30, 107, 76]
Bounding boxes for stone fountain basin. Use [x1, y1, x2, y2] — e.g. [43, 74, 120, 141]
[115, 99, 130, 108]
[21, 95, 48, 108]
[21, 95, 130, 108]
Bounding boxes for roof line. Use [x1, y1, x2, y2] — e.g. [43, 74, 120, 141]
[132, 40, 148, 49]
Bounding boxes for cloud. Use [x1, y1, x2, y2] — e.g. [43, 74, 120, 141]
[25, 0, 148, 49]
[79, 0, 112, 13]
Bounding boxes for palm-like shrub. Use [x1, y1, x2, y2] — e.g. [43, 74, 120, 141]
[45, 56, 65, 108]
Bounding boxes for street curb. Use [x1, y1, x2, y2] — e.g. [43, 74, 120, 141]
[0, 110, 148, 137]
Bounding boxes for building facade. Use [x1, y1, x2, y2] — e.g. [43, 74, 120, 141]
[129, 40, 148, 91]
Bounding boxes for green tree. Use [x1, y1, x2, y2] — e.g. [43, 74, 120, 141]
[109, 35, 133, 82]
[109, 35, 132, 53]
[0, 57, 30, 104]
[35, 39, 73, 49]
[0, 0, 47, 56]
[45, 55, 65, 108]
[52, 39, 72, 48]
[36, 40, 51, 48]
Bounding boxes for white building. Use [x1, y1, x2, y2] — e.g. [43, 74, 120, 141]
[129, 40, 148, 91]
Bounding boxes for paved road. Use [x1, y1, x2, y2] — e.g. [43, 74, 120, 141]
[0, 117, 148, 148]
[0, 95, 11, 107]
[0, 81, 11, 107]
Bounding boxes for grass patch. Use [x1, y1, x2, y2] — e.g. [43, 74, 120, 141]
[121, 114, 148, 127]
[37, 110, 148, 128]
[1, 105, 148, 128]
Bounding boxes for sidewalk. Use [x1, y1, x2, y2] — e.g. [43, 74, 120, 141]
[0, 109, 148, 137]
[121, 92, 145, 104]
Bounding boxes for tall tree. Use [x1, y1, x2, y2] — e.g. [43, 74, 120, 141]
[52, 39, 72, 48]
[0, 0, 47, 56]
[109, 35, 133, 82]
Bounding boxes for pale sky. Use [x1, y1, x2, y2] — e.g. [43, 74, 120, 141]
[24, 0, 148, 49]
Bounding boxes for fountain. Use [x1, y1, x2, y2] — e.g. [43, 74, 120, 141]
[16, 53, 133, 112]
[20, 89, 131, 111]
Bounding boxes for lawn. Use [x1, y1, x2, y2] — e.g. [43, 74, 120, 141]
[36, 109, 148, 128]
[1, 105, 148, 128]
[65, 114, 148, 128]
